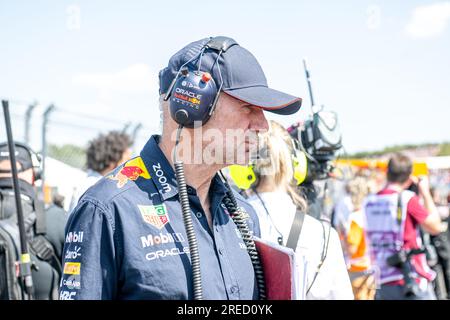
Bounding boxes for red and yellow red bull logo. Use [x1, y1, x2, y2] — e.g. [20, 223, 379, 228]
[173, 93, 201, 105]
[108, 157, 151, 188]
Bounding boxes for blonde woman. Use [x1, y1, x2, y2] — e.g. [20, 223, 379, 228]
[247, 120, 353, 300]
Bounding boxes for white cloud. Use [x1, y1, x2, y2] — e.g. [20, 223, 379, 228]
[405, 2, 450, 38]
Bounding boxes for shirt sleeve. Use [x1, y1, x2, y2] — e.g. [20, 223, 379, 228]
[59, 199, 118, 300]
[407, 195, 429, 225]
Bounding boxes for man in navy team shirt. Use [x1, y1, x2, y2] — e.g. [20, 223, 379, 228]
[59, 36, 302, 300]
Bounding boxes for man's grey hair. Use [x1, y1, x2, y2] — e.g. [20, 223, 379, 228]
[159, 94, 169, 135]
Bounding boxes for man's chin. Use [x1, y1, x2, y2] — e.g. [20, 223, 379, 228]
[222, 146, 252, 166]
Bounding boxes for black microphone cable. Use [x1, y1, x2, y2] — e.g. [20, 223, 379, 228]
[173, 124, 203, 300]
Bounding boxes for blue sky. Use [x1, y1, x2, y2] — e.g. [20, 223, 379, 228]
[1, 0, 449, 153]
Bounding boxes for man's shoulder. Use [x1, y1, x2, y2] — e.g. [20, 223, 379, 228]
[402, 190, 417, 203]
[81, 176, 130, 206]
[363, 191, 398, 206]
[76, 161, 157, 214]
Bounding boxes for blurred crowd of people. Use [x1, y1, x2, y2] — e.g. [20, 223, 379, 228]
[331, 156, 450, 300]
[233, 120, 449, 300]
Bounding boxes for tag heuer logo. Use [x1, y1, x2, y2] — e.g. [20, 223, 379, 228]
[138, 204, 169, 229]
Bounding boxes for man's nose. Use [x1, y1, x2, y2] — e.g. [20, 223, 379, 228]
[251, 108, 269, 132]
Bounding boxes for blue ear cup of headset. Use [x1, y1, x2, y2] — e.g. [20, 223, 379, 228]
[169, 69, 218, 128]
[163, 36, 240, 128]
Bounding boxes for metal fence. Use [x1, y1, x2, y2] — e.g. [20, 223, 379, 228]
[1, 98, 159, 192]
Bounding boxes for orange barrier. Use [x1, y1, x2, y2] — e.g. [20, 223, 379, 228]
[335, 159, 428, 177]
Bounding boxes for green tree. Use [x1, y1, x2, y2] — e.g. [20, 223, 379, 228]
[438, 143, 450, 156]
[347, 142, 449, 158]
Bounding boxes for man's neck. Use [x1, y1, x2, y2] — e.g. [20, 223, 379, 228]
[385, 183, 404, 192]
[159, 135, 224, 228]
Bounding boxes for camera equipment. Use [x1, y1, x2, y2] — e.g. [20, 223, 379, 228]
[407, 182, 420, 195]
[386, 248, 424, 297]
[287, 59, 342, 182]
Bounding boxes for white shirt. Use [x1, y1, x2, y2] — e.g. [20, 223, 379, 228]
[68, 169, 103, 213]
[248, 191, 354, 300]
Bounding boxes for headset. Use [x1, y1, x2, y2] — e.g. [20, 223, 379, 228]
[163, 36, 238, 128]
[229, 136, 308, 191]
[291, 138, 308, 186]
[0, 142, 42, 181]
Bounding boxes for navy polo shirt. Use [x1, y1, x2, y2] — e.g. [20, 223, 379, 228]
[59, 135, 261, 300]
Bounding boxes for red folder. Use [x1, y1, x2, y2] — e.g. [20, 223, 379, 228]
[253, 236, 296, 300]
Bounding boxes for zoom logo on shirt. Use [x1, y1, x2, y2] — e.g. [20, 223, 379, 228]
[152, 163, 172, 194]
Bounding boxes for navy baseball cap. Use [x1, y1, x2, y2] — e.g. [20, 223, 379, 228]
[159, 36, 302, 115]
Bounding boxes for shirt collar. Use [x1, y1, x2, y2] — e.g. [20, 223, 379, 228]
[209, 174, 230, 216]
[140, 135, 179, 201]
[140, 135, 230, 203]
[210, 174, 229, 197]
